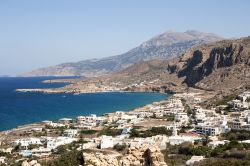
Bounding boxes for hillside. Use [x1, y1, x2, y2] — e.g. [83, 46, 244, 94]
[18, 36, 250, 105]
[169, 36, 250, 91]
[22, 30, 223, 77]
[101, 36, 250, 96]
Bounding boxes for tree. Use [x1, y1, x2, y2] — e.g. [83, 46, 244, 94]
[114, 144, 127, 151]
[178, 143, 192, 155]
[191, 146, 212, 157]
[130, 128, 140, 138]
[202, 135, 211, 146]
[43, 150, 84, 166]
[55, 145, 67, 154]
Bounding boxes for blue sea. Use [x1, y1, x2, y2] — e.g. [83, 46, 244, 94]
[0, 77, 169, 131]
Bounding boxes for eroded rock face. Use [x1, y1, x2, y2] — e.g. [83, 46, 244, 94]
[120, 146, 167, 166]
[84, 152, 119, 166]
[83, 146, 167, 166]
[168, 37, 250, 89]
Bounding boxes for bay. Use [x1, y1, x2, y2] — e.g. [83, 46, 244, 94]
[0, 77, 169, 131]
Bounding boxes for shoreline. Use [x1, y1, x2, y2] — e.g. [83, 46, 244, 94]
[0, 92, 170, 133]
[7, 78, 213, 133]
[15, 88, 172, 95]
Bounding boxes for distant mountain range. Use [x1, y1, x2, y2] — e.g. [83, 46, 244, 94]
[22, 30, 223, 77]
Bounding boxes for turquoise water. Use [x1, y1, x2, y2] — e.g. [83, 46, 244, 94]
[0, 77, 169, 131]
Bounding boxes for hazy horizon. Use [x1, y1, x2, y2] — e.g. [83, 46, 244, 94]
[0, 0, 250, 75]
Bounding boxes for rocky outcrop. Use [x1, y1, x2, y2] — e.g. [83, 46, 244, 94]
[120, 146, 167, 166]
[84, 152, 119, 166]
[174, 37, 250, 87]
[83, 146, 167, 166]
[21, 160, 41, 166]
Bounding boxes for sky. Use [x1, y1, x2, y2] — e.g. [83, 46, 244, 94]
[0, 0, 250, 75]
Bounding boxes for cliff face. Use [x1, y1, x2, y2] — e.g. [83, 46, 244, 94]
[22, 30, 222, 77]
[166, 37, 250, 90]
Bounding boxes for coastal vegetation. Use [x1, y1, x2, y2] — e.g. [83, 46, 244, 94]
[79, 127, 123, 137]
[97, 127, 122, 137]
[42, 150, 84, 166]
[41, 141, 84, 166]
[80, 130, 98, 135]
[162, 140, 250, 166]
[130, 127, 172, 138]
[197, 158, 250, 166]
[215, 95, 237, 106]
[113, 144, 127, 152]
[222, 129, 250, 140]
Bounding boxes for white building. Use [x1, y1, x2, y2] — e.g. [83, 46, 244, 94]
[99, 135, 125, 149]
[0, 147, 13, 154]
[58, 118, 72, 125]
[32, 147, 51, 157]
[63, 129, 78, 137]
[169, 123, 201, 145]
[0, 156, 6, 164]
[228, 99, 249, 110]
[120, 114, 137, 120]
[43, 120, 65, 128]
[238, 91, 250, 102]
[208, 140, 229, 149]
[154, 112, 164, 118]
[175, 112, 189, 125]
[194, 108, 207, 121]
[100, 135, 115, 149]
[129, 137, 145, 147]
[168, 134, 201, 145]
[195, 124, 221, 136]
[77, 114, 97, 124]
[82, 142, 97, 150]
[116, 111, 125, 117]
[186, 156, 205, 165]
[195, 118, 230, 136]
[14, 138, 42, 148]
[46, 137, 77, 150]
[137, 112, 153, 118]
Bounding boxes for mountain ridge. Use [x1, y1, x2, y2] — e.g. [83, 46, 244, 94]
[114, 36, 250, 98]
[21, 30, 223, 77]
[18, 36, 250, 105]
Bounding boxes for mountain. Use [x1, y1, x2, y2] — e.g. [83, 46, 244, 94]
[22, 30, 223, 77]
[172, 36, 250, 91]
[21, 36, 250, 105]
[116, 36, 250, 97]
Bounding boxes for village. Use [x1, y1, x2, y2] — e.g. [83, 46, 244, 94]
[0, 91, 250, 166]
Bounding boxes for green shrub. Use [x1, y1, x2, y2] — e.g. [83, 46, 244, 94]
[80, 130, 98, 135]
[114, 144, 127, 151]
[98, 127, 122, 136]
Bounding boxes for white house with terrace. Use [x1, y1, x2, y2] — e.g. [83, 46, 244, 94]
[46, 137, 77, 150]
[195, 122, 226, 136]
[63, 129, 78, 137]
[14, 138, 42, 149]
